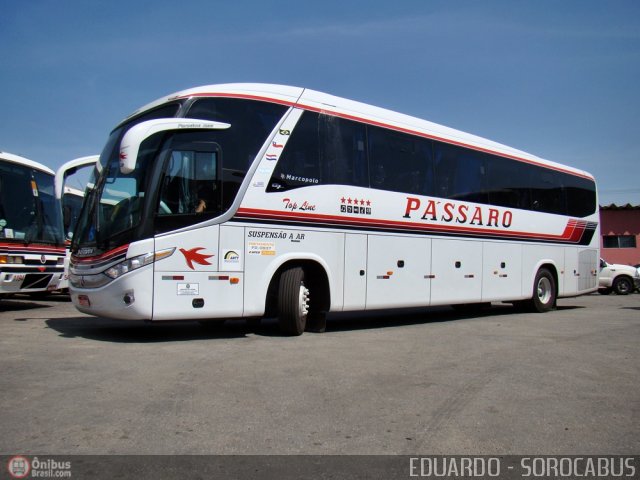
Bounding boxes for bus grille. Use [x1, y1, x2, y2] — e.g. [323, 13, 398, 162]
[21, 274, 53, 290]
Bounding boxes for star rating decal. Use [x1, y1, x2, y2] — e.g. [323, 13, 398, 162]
[340, 196, 372, 216]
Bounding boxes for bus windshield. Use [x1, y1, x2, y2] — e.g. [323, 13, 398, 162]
[72, 97, 288, 256]
[72, 123, 162, 254]
[0, 161, 63, 246]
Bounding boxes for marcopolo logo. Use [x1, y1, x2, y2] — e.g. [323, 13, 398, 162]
[7, 456, 72, 478]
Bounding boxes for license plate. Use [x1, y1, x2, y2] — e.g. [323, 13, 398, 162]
[78, 295, 91, 307]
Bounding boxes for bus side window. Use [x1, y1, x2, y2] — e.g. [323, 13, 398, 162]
[434, 142, 488, 204]
[159, 151, 218, 214]
[155, 132, 221, 235]
[485, 155, 528, 210]
[367, 126, 432, 196]
[320, 114, 368, 188]
[530, 170, 566, 215]
[268, 111, 321, 192]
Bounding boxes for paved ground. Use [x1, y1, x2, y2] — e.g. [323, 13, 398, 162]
[0, 292, 638, 455]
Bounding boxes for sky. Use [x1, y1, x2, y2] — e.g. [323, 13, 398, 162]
[1, 0, 639, 206]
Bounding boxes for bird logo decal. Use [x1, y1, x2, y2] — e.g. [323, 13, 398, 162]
[179, 247, 214, 270]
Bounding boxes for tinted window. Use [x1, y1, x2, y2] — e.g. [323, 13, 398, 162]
[266, 109, 596, 218]
[485, 155, 531, 210]
[433, 142, 488, 204]
[529, 167, 566, 215]
[186, 98, 288, 174]
[320, 114, 368, 188]
[0, 161, 35, 239]
[564, 174, 597, 217]
[368, 125, 434, 195]
[269, 112, 368, 191]
[268, 111, 321, 191]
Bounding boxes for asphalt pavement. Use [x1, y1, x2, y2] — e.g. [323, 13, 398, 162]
[1, 292, 638, 455]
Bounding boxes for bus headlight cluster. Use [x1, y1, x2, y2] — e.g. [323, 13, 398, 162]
[103, 248, 175, 280]
[104, 252, 155, 279]
[70, 248, 174, 288]
[0, 255, 24, 264]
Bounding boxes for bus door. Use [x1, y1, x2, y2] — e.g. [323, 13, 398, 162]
[151, 138, 242, 320]
[365, 235, 431, 309]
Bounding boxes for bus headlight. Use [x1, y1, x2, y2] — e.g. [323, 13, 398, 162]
[71, 248, 175, 288]
[0, 255, 24, 264]
[104, 248, 175, 280]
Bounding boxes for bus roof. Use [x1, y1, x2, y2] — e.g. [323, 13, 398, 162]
[0, 151, 54, 175]
[122, 83, 594, 181]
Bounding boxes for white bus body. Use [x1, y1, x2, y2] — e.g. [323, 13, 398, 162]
[55, 155, 99, 290]
[69, 84, 599, 334]
[0, 151, 66, 296]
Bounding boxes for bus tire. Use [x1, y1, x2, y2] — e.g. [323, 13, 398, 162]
[278, 267, 309, 336]
[612, 276, 633, 295]
[529, 267, 556, 313]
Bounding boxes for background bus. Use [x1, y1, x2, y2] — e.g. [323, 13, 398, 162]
[55, 155, 99, 291]
[0, 151, 66, 297]
[68, 84, 599, 335]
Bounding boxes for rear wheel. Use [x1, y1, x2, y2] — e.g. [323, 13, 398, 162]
[612, 276, 632, 295]
[529, 268, 556, 312]
[278, 267, 309, 336]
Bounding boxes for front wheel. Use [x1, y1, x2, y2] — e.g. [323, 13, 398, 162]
[529, 268, 556, 313]
[612, 276, 632, 295]
[278, 267, 309, 336]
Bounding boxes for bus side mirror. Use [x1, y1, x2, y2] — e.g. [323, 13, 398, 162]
[119, 118, 230, 174]
[54, 155, 100, 200]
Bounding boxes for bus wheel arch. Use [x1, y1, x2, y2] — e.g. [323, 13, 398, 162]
[267, 260, 330, 335]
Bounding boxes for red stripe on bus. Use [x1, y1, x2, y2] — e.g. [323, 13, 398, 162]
[0, 243, 65, 254]
[71, 244, 130, 264]
[178, 92, 298, 108]
[236, 208, 590, 243]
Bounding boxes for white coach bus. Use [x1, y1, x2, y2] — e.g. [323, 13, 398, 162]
[68, 84, 599, 335]
[0, 151, 66, 297]
[55, 155, 99, 291]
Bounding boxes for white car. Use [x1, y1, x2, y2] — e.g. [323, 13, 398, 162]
[599, 259, 640, 295]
